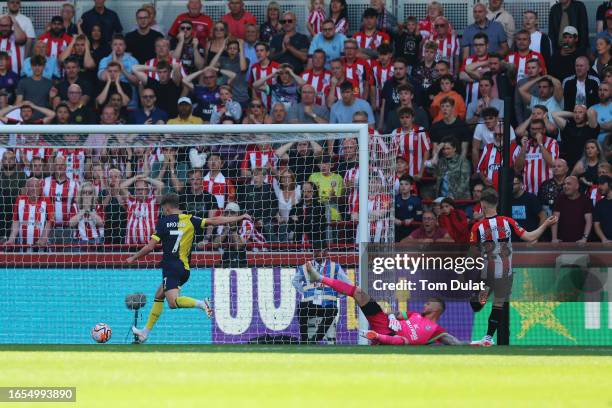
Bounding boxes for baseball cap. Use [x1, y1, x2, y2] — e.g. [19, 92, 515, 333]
[607, 8, 612, 18]
[562, 26, 578, 36]
[433, 197, 445, 204]
[177, 97, 192, 105]
[225, 202, 240, 213]
[51, 16, 63, 24]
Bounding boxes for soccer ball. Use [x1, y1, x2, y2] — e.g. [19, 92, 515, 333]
[91, 323, 112, 343]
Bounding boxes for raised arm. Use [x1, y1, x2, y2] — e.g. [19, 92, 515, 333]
[30, 103, 56, 124]
[182, 68, 206, 91]
[126, 237, 158, 263]
[551, 110, 573, 131]
[521, 215, 557, 242]
[518, 76, 541, 105]
[205, 214, 252, 226]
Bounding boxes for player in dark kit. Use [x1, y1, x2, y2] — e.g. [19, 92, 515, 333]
[469, 189, 557, 346]
[127, 193, 250, 343]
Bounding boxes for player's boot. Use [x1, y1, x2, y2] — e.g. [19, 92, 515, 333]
[479, 335, 494, 347]
[360, 330, 379, 341]
[201, 298, 214, 318]
[305, 261, 322, 282]
[131, 326, 148, 344]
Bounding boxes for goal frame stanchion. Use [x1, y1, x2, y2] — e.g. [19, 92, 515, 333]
[2, 123, 372, 345]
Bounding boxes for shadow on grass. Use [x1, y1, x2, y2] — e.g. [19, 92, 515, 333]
[1, 345, 611, 356]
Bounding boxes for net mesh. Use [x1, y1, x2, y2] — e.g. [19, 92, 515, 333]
[0, 128, 396, 344]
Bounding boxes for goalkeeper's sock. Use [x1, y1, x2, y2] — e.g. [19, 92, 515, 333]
[321, 277, 356, 297]
[145, 299, 165, 331]
[486, 306, 503, 337]
[376, 333, 408, 345]
[175, 296, 198, 308]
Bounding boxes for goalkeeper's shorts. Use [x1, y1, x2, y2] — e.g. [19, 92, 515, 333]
[361, 300, 394, 335]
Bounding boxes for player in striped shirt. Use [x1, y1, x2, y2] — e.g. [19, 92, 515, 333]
[0, 15, 27, 74]
[353, 8, 391, 51]
[249, 42, 279, 111]
[392, 107, 431, 180]
[7, 177, 53, 250]
[470, 188, 557, 346]
[514, 118, 560, 195]
[38, 16, 72, 58]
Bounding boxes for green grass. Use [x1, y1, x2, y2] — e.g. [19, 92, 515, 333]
[1, 346, 611, 407]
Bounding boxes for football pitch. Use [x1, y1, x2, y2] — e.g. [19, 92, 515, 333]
[1, 346, 611, 407]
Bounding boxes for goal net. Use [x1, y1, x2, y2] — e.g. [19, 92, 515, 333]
[0, 124, 397, 344]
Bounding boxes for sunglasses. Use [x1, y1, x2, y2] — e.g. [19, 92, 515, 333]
[180, 26, 192, 31]
[280, 19, 294, 24]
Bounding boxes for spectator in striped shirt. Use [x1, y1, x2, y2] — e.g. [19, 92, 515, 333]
[0, 14, 27, 75]
[120, 174, 165, 245]
[7, 177, 53, 250]
[38, 16, 72, 59]
[68, 181, 105, 246]
[515, 118, 560, 194]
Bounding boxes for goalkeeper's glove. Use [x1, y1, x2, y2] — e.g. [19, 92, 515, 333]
[388, 314, 402, 332]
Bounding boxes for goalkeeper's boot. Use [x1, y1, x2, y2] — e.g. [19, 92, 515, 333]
[201, 298, 214, 318]
[131, 326, 149, 344]
[305, 261, 322, 282]
[360, 330, 379, 341]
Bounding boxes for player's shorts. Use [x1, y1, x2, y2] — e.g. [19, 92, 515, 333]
[487, 275, 513, 303]
[360, 300, 394, 335]
[162, 266, 190, 291]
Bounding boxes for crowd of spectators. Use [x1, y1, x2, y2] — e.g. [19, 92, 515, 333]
[0, 0, 611, 255]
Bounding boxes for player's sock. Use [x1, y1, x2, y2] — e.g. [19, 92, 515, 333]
[486, 306, 503, 337]
[376, 333, 408, 345]
[145, 299, 164, 331]
[175, 296, 197, 308]
[321, 277, 356, 297]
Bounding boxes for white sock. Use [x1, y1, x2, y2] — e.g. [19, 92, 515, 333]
[194, 300, 204, 308]
[141, 327, 150, 335]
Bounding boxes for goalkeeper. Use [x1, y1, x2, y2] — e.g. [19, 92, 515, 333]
[126, 193, 250, 343]
[304, 263, 468, 345]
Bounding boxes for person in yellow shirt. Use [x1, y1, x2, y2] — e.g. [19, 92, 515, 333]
[167, 97, 204, 124]
[308, 155, 343, 221]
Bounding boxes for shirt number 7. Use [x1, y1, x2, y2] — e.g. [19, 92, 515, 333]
[170, 229, 184, 253]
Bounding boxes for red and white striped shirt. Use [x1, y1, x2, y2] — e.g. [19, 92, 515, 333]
[370, 60, 394, 107]
[324, 76, 360, 103]
[343, 166, 386, 214]
[69, 203, 105, 241]
[203, 171, 230, 209]
[353, 30, 391, 50]
[505, 51, 547, 82]
[240, 145, 277, 171]
[125, 195, 158, 245]
[521, 137, 560, 195]
[144, 57, 186, 80]
[477, 142, 520, 191]
[42, 176, 79, 226]
[301, 68, 331, 106]
[392, 126, 431, 176]
[239, 218, 266, 244]
[369, 128, 390, 164]
[342, 57, 373, 97]
[308, 10, 326, 36]
[460, 54, 489, 105]
[352, 193, 391, 243]
[38, 32, 72, 58]
[56, 148, 86, 181]
[16, 146, 52, 177]
[12, 195, 54, 245]
[249, 60, 280, 110]
[0, 34, 24, 74]
[588, 185, 604, 206]
[431, 32, 460, 73]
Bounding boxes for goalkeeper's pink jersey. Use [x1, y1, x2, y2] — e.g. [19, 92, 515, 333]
[398, 312, 447, 345]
